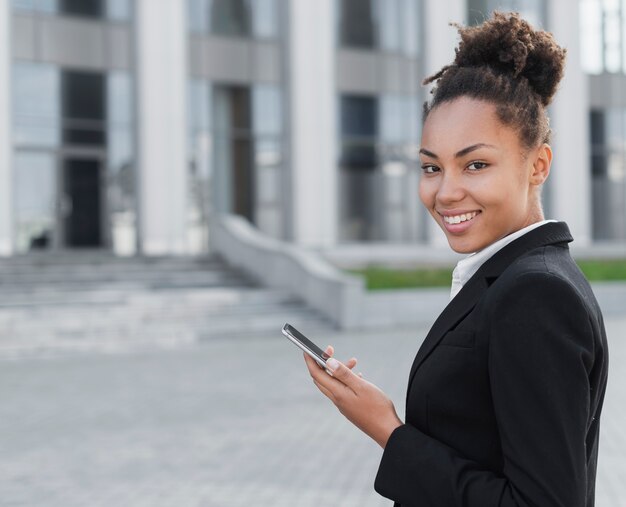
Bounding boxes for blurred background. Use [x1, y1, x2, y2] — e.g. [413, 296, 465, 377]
[0, 0, 625, 256]
[0, 1, 625, 506]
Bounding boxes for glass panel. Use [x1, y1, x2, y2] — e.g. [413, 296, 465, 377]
[12, 62, 60, 148]
[339, 0, 377, 49]
[106, 0, 132, 21]
[380, 95, 406, 143]
[251, 0, 278, 38]
[379, 0, 401, 52]
[62, 70, 106, 146]
[468, 0, 546, 27]
[59, 0, 104, 18]
[401, 0, 419, 56]
[14, 151, 57, 252]
[106, 71, 136, 255]
[590, 108, 626, 241]
[188, 0, 210, 33]
[189, 79, 212, 133]
[581, 0, 605, 74]
[252, 85, 282, 135]
[209, 0, 252, 37]
[604, 0, 623, 72]
[12, 0, 36, 11]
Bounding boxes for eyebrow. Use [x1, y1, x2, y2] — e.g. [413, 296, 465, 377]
[419, 143, 497, 160]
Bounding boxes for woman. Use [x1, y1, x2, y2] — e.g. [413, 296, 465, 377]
[304, 12, 609, 507]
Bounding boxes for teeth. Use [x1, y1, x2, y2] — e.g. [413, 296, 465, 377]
[443, 211, 478, 224]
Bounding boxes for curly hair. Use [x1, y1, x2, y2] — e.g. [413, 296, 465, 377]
[422, 11, 567, 149]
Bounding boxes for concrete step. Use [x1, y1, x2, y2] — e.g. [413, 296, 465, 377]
[0, 253, 334, 358]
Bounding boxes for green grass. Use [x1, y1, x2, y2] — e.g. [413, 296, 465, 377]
[577, 259, 626, 281]
[350, 259, 626, 290]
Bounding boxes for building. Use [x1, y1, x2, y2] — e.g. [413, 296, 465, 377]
[0, 0, 624, 257]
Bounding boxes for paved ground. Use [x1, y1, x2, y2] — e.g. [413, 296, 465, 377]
[1, 315, 625, 507]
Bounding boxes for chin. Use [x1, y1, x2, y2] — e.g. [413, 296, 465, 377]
[446, 237, 479, 254]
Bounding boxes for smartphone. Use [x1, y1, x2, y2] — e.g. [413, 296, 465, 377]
[282, 323, 330, 369]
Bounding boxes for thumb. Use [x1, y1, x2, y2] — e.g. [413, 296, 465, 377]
[326, 357, 358, 388]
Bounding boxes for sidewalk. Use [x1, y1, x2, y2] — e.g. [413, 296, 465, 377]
[1, 318, 624, 506]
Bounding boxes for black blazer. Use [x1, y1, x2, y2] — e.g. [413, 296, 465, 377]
[375, 222, 609, 507]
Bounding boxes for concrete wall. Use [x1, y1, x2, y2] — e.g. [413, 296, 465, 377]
[285, 0, 338, 247]
[0, 0, 12, 256]
[135, 0, 188, 255]
[548, 0, 591, 245]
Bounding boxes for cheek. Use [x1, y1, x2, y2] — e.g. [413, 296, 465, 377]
[418, 178, 435, 208]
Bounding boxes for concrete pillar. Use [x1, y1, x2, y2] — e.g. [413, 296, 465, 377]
[135, 0, 188, 255]
[422, 0, 466, 247]
[548, 0, 591, 245]
[285, 0, 338, 247]
[0, 0, 12, 256]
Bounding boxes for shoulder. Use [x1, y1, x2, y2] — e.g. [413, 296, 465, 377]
[487, 244, 592, 308]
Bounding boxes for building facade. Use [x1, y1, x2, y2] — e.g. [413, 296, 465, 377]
[0, 0, 624, 257]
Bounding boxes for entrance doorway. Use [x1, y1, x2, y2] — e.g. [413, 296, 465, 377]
[62, 157, 103, 247]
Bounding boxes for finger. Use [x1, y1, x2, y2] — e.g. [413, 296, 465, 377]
[304, 352, 352, 395]
[325, 345, 334, 357]
[303, 352, 325, 375]
[345, 357, 358, 370]
[325, 357, 360, 391]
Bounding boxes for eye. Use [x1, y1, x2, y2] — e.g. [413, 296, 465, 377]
[421, 164, 440, 174]
[467, 161, 488, 171]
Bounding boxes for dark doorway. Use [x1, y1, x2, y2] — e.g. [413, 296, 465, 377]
[59, 0, 104, 19]
[214, 85, 255, 224]
[64, 158, 102, 247]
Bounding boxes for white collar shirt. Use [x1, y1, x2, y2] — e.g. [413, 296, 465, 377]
[449, 220, 557, 301]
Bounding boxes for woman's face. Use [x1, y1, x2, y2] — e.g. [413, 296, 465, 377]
[418, 97, 550, 254]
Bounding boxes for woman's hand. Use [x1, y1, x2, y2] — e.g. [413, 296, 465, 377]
[304, 346, 403, 448]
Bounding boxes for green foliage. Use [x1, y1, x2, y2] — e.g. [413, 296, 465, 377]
[350, 259, 626, 291]
[577, 259, 626, 281]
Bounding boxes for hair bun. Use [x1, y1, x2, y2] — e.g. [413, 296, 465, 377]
[451, 11, 566, 106]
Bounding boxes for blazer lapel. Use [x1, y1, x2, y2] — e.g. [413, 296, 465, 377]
[406, 222, 574, 396]
[406, 273, 488, 391]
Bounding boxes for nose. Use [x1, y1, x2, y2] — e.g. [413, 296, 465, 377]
[436, 170, 465, 205]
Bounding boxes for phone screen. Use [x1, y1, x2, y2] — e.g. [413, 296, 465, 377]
[282, 323, 330, 367]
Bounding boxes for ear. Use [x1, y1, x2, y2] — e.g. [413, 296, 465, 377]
[529, 143, 552, 186]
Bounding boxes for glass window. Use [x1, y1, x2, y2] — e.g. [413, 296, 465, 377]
[338, 0, 419, 55]
[467, 0, 546, 28]
[252, 85, 282, 136]
[339, 92, 421, 242]
[12, 0, 57, 13]
[188, 0, 210, 33]
[14, 151, 57, 252]
[12, 0, 131, 19]
[62, 70, 106, 146]
[340, 94, 378, 170]
[401, 0, 420, 56]
[339, 0, 377, 49]
[590, 108, 626, 240]
[378, 0, 401, 52]
[106, 0, 131, 20]
[210, 0, 252, 37]
[251, 0, 278, 38]
[59, 0, 104, 18]
[581, 0, 605, 74]
[12, 62, 60, 147]
[581, 0, 626, 74]
[189, 79, 212, 133]
[188, 0, 278, 38]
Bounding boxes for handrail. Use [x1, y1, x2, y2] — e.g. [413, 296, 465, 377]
[210, 214, 366, 329]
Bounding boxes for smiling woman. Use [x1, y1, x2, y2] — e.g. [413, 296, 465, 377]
[302, 11, 609, 507]
[418, 97, 551, 253]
